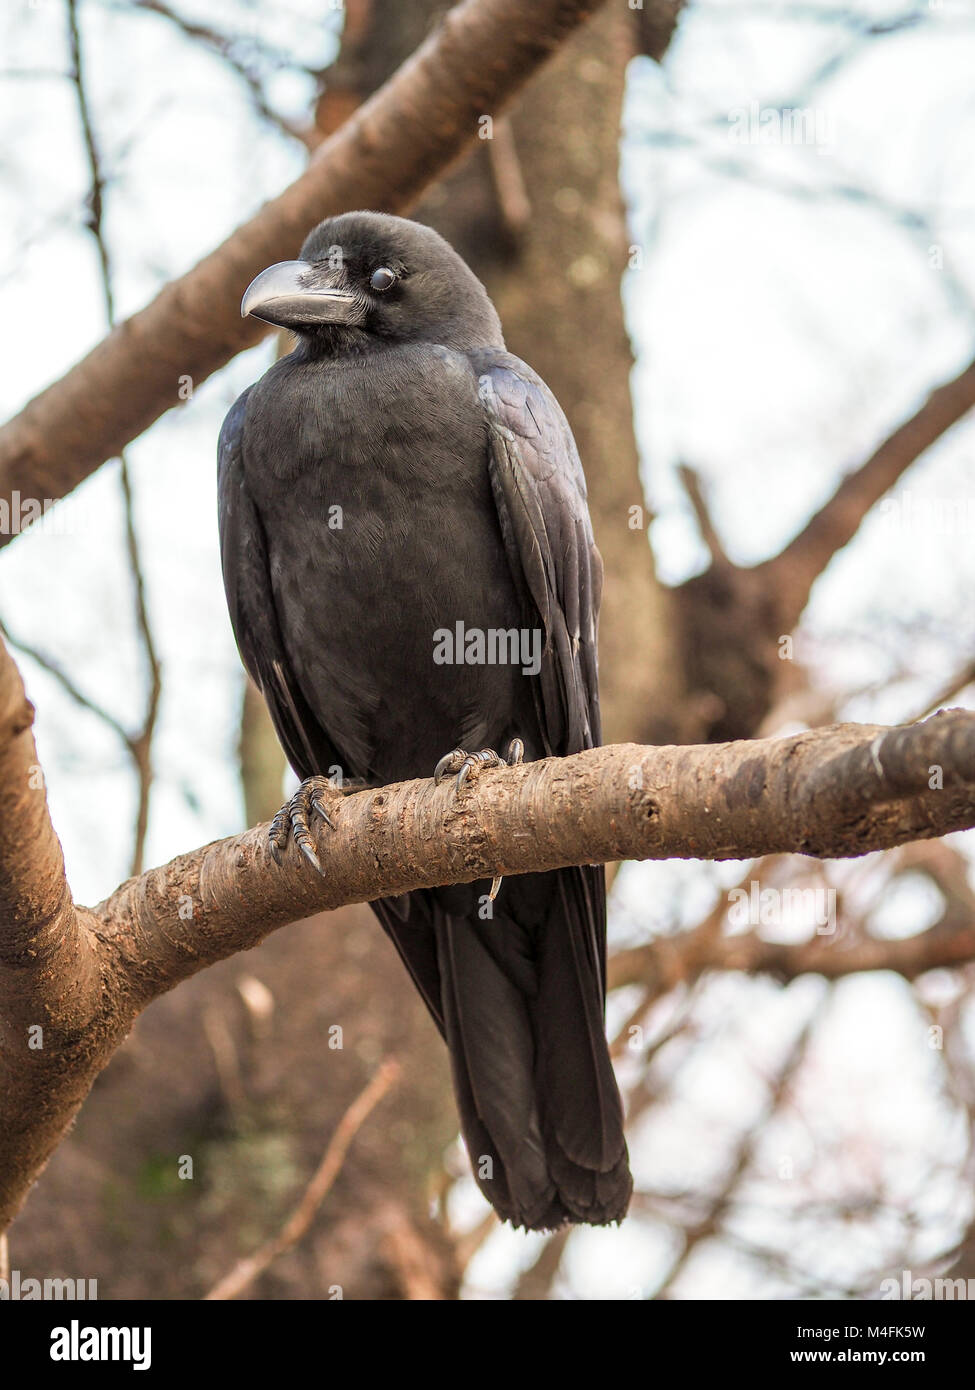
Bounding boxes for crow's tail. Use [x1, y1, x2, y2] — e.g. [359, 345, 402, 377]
[422, 866, 632, 1231]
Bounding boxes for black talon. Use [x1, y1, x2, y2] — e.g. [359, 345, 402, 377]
[453, 747, 506, 794]
[433, 743, 524, 795]
[294, 829, 322, 874]
[268, 804, 291, 865]
[266, 774, 342, 874]
[431, 740, 526, 899]
[455, 753, 477, 793]
[434, 748, 466, 784]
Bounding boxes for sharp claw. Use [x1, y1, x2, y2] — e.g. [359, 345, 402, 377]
[434, 749, 463, 784]
[506, 738, 525, 766]
[442, 745, 516, 795]
[298, 840, 323, 874]
[292, 812, 322, 868]
[267, 775, 341, 872]
[489, 875, 503, 900]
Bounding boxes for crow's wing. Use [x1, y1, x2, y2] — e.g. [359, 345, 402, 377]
[220, 389, 447, 1028]
[217, 387, 342, 783]
[471, 350, 603, 758]
[471, 350, 606, 994]
[465, 354, 624, 1218]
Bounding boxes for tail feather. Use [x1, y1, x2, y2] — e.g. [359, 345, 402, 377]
[435, 913, 558, 1229]
[374, 865, 632, 1232]
[535, 873, 623, 1166]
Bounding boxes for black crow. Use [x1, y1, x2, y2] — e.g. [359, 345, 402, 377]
[218, 211, 632, 1230]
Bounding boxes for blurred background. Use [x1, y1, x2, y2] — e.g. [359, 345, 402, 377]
[3, 0, 975, 1299]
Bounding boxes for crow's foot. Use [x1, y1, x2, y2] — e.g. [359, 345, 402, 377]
[433, 738, 525, 899]
[268, 775, 347, 875]
[433, 738, 525, 794]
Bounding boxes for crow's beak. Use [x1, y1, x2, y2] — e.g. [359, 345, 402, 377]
[241, 260, 362, 329]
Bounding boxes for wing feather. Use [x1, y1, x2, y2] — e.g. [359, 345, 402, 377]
[217, 388, 341, 783]
[473, 352, 603, 758]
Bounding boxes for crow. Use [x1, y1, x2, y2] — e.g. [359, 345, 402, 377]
[218, 211, 632, 1230]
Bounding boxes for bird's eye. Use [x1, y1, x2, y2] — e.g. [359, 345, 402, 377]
[369, 266, 397, 292]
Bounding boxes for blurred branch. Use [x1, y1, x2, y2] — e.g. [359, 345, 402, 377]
[0, 0, 612, 538]
[759, 355, 975, 632]
[67, 0, 161, 875]
[677, 461, 730, 568]
[239, 676, 287, 827]
[485, 116, 532, 244]
[636, 127, 975, 316]
[674, 353, 975, 740]
[610, 861, 762, 1057]
[512, 1226, 571, 1299]
[651, 998, 825, 1298]
[205, 1057, 400, 1301]
[610, 871, 975, 1000]
[913, 659, 975, 723]
[632, 0, 686, 61]
[0, 618, 131, 748]
[127, 0, 317, 143]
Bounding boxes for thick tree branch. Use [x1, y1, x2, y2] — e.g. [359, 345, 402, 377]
[3, 595, 975, 1229]
[0, 0, 609, 537]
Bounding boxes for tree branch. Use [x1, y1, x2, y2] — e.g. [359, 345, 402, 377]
[609, 890, 975, 999]
[0, 0, 609, 538]
[758, 355, 975, 631]
[674, 351, 975, 742]
[3, 603, 975, 1230]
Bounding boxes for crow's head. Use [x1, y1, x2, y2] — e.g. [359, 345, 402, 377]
[241, 211, 504, 355]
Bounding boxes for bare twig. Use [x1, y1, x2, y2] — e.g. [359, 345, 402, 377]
[127, 0, 316, 144]
[652, 998, 826, 1298]
[512, 1227, 571, 1300]
[677, 462, 731, 569]
[0, 619, 132, 749]
[913, 660, 975, 724]
[205, 1058, 401, 1300]
[66, 0, 162, 874]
